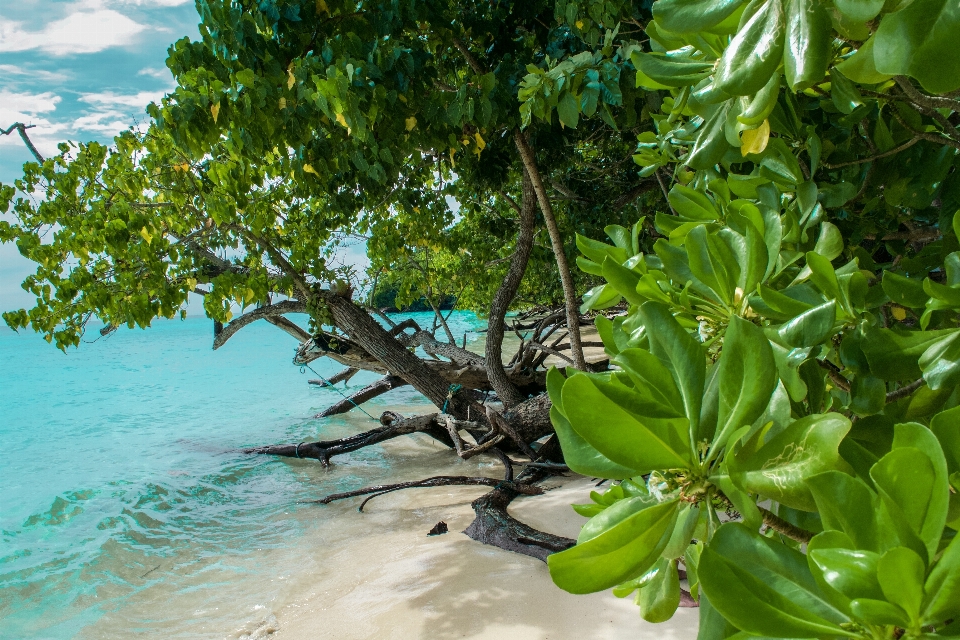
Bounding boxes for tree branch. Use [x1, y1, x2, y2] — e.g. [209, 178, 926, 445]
[309, 475, 543, 510]
[758, 506, 815, 544]
[1, 122, 44, 163]
[886, 378, 926, 403]
[212, 300, 307, 349]
[822, 136, 921, 169]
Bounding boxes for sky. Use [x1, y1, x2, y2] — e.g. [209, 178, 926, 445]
[1, 0, 202, 312]
[0, 0, 371, 321]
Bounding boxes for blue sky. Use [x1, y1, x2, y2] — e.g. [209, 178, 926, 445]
[0, 0, 201, 312]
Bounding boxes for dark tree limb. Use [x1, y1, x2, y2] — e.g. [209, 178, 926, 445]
[309, 475, 544, 510]
[213, 300, 307, 349]
[2, 122, 44, 163]
[315, 375, 407, 417]
[264, 314, 311, 342]
[886, 378, 926, 403]
[485, 167, 537, 407]
[309, 367, 360, 387]
[442, 414, 505, 459]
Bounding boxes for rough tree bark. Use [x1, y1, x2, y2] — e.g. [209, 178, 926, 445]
[484, 168, 537, 407]
[513, 130, 587, 371]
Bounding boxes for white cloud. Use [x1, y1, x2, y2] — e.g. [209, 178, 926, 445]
[80, 90, 167, 108]
[0, 10, 147, 56]
[72, 109, 134, 134]
[137, 66, 171, 80]
[0, 64, 69, 84]
[0, 91, 67, 156]
[115, 0, 194, 6]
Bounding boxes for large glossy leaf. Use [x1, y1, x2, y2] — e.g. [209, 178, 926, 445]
[920, 330, 960, 390]
[808, 547, 884, 602]
[547, 369, 638, 479]
[669, 184, 721, 220]
[639, 302, 706, 442]
[699, 523, 851, 637]
[881, 271, 928, 308]
[729, 413, 851, 511]
[561, 374, 693, 473]
[652, 0, 747, 33]
[783, 0, 831, 90]
[547, 499, 680, 594]
[873, 0, 960, 93]
[686, 224, 740, 306]
[713, 316, 778, 454]
[777, 300, 836, 348]
[578, 494, 661, 544]
[806, 471, 885, 552]
[870, 447, 942, 562]
[714, 0, 786, 96]
[923, 532, 960, 625]
[611, 349, 686, 416]
[861, 327, 957, 381]
[931, 405, 960, 475]
[601, 257, 645, 306]
[637, 557, 681, 622]
[890, 422, 951, 558]
[877, 547, 925, 623]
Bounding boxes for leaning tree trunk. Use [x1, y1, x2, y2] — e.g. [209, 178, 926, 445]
[514, 130, 587, 371]
[319, 289, 478, 421]
[485, 168, 537, 407]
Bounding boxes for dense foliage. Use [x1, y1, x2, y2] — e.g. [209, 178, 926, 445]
[3, 0, 960, 637]
[537, 0, 960, 638]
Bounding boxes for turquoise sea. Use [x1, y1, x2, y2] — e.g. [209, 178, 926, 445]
[0, 312, 484, 639]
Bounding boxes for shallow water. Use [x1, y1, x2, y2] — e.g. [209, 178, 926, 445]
[0, 312, 484, 638]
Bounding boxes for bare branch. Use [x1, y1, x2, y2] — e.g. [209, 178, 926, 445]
[212, 300, 307, 349]
[2, 122, 44, 163]
[308, 475, 543, 510]
[822, 136, 921, 169]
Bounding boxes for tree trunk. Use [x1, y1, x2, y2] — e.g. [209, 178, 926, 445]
[316, 375, 407, 418]
[318, 290, 478, 420]
[513, 130, 587, 371]
[485, 168, 537, 407]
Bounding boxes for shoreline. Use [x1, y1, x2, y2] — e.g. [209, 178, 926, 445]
[241, 465, 697, 640]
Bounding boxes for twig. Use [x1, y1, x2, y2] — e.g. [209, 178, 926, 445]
[822, 136, 921, 169]
[817, 360, 851, 393]
[894, 76, 960, 112]
[1, 122, 45, 163]
[886, 378, 926, 403]
[758, 506, 815, 544]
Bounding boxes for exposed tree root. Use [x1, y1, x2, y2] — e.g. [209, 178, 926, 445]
[309, 366, 360, 387]
[309, 475, 545, 511]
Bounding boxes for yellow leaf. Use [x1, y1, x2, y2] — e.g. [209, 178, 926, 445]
[740, 119, 771, 157]
[449, 147, 456, 168]
[287, 69, 296, 90]
[892, 306, 907, 321]
[473, 132, 486, 156]
[139, 227, 153, 245]
[462, 137, 471, 146]
[315, 0, 328, 14]
[210, 102, 220, 123]
[575, 19, 584, 29]
[279, 97, 287, 110]
[405, 116, 417, 131]
[303, 163, 318, 176]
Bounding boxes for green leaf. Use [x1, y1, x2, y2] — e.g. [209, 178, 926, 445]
[547, 500, 680, 594]
[686, 100, 734, 170]
[714, 0, 786, 96]
[730, 413, 852, 511]
[669, 185, 720, 220]
[662, 504, 700, 559]
[850, 375, 886, 417]
[632, 52, 715, 87]
[808, 472, 883, 554]
[652, 0, 748, 33]
[638, 558, 682, 623]
[578, 494, 661, 543]
[639, 302, 706, 442]
[882, 271, 929, 308]
[849, 598, 911, 627]
[873, 0, 960, 94]
[830, 70, 864, 115]
[686, 224, 740, 306]
[783, 0, 831, 91]
[920, 330, 960, 390]
[557, 91, 580, 129]
[601, 257, 645, 306]
[891, 422, 952, 557]
[697, 590, 741, 640]
[561, 374, 693, 473]
[699, 523, 851, 637]
[870, 447, 941, 562]
[923, 532, 960, 625]
[809, 547, 884, 602]
[612, 348, 686, 415]
[862, 327, 957, 381]
[877, 546, 926, 623]
[835, 0, 884, 22]
[777, 300, 837, 348]
[835, 37, 892, 84]
[931, 405, 960, 475]
[714, 316, 778, 453]
[547, 369, 638, 479]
